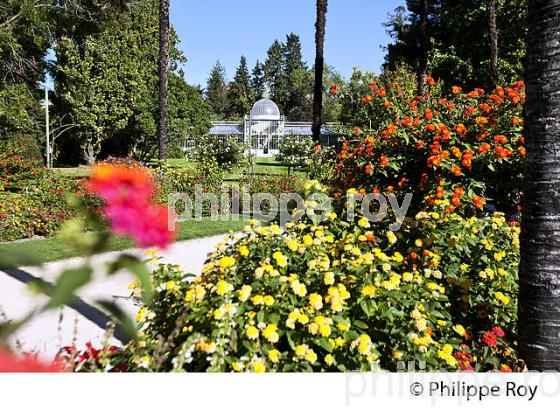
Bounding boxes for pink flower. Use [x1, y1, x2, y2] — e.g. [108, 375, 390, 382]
[492, 326, 505, 338]
[88, 164, 176, 248]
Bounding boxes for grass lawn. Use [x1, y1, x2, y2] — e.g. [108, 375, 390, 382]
[0, 218, 246, 265]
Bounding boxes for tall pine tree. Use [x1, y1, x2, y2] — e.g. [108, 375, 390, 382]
[264, 39, 287, 109]
[250, 60, 266, 102]
[206, 61, 228, 118]
[226, 55, 251, 119]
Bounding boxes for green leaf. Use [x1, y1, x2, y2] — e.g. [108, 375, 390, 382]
[106, 254, 153, 305]
[47, 266, 93, 309]
[313, 337, 333, 353]
[0, 249, 42, 269]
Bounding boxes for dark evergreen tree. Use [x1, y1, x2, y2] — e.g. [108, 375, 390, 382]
[264, 39, 287, 109]
[250, 60, 266, 102]
[283, 33, 310, 119]
[226, 55, 251, 119]
[206, 61, 228, 118]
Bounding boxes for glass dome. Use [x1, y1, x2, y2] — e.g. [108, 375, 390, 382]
[250, 98, 281, 120]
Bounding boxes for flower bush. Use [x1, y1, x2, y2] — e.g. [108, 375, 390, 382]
[332, 80, 526, 217]
[275, 135, 313, 170]
[123, 182, 519, 372]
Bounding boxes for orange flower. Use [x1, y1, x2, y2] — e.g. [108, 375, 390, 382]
[365, 163, 373, 175]
[473, 195, 485, 209]
[329, 84, 338, 94]
[475, 116, 489, 126]
[427, 155, 441, 168]
[512, 117, 523, 126]
[425, 109, 433, 120]
[380, 156, 389, 167]
[452, 86, 462, 94]
[494, 135, 508, 145]
[518, 146, 526, 156]
[451, 166, 462, 176]
[478, 143, 491, 153]
[451, 196, 461, 207]
[426, 76, 436, 87]
[383, 100, 392, 108]
[456, 124, 467, 134]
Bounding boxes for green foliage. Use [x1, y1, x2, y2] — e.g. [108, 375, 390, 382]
[275, 135, 313, 169]
[192, 137, 245, 170]
[384, 0, 527, 90]
[226, 56, 252, 119]
[206, 61, 229, 119]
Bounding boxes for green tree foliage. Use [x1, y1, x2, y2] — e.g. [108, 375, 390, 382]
[384, 0, 527, 90]
[226, 56, 251, 119]
[0, 0, 50, 145]
[250, 60, 265, 102]
[206, 61, 228, 119]
[264, 39, 287, 107]
[54, 0, 209, 163]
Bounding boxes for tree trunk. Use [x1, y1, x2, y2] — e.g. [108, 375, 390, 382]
[312, 0, 328, 144]
[518, 0, 560, 371]
[416, 0, 429, 96]
[487, 0, 499, 88]
[158, 0, 170, 160]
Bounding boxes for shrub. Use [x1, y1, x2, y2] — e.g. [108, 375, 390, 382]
[193, 137, 245, 170]
[275, 135, 313, 170]
[0, 136, 45, 192]
[307, 144, 338, 184]
[331, 80, 526, 217]
[124, 182, 519, 372]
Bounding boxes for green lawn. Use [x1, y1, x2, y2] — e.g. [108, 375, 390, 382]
[0, 218, 246, 265]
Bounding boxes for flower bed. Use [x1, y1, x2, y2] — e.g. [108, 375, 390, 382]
[331, 80, 526, 217]
[123, 182, 519, 372]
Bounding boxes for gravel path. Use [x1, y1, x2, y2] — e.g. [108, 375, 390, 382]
[0, 234, 228, 359]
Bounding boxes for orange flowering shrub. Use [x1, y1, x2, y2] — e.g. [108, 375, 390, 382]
[332, 80, 526, 217]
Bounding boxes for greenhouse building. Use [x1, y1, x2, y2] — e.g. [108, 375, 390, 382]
[206, 98, 340, 157]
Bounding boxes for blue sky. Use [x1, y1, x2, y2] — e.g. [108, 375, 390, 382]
[171, 0, 405, 87]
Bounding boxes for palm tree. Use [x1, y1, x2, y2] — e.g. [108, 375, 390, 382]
[312, 0, 328, 144]
[487, 0, 499, 88]
[158, 0, 170, 160]
[416, 0, 429, 96]
[518, 0, 560, 371]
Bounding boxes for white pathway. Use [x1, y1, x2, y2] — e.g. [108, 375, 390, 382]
[0, 235, 227, 359]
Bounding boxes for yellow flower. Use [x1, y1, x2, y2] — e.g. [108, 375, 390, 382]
[215, 280, 234, 295]
[252, 358, 266, 373]
[358, 217, 371, 228]
[305, 348, 318, 363]
[251, 294, 264, 305]
[495, 291, 510, 305]
[309, 293, 323, 310]
[213, 308, 224, 320]
[325, 354, 334, 366]
[386, 231, 397, 245]
[272, 251, 288, 267]
[264, 295, 275, 306]
[291, 281, 307, 297]
[238, 245, 249, 257]
[494, 250, 506, 262]
[324, 271, 335, 285]
[219, 256, 236, 269]
[246, 325, 259, 340]
[286, 238, 299, 251]
[268, 349, 280, 363]
[402, 272, 413, 282]
[237, 285, 252, 302]
[262, 324, 279, 343]
[392, 351, 403, 360]
[303, 234, 313, 246]
[232, 362, 245, 372]
[361, 285, 377, 298]
[453, 324, 466, 336]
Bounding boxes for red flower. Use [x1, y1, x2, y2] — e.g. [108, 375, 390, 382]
[426, 76, 436, 87]
[329, 84, 338, 94]
[0, 349, 62, 372]
[482, 332, 498, 347]
[451, 166, 462, 177]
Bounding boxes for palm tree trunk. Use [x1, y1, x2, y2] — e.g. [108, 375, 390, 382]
[518, 0, 560, 371]
[158, 0, 170, 160]
[487, 0, 499, 88]
[416, 0, 429, 96]
[312, 0, 328, 144]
